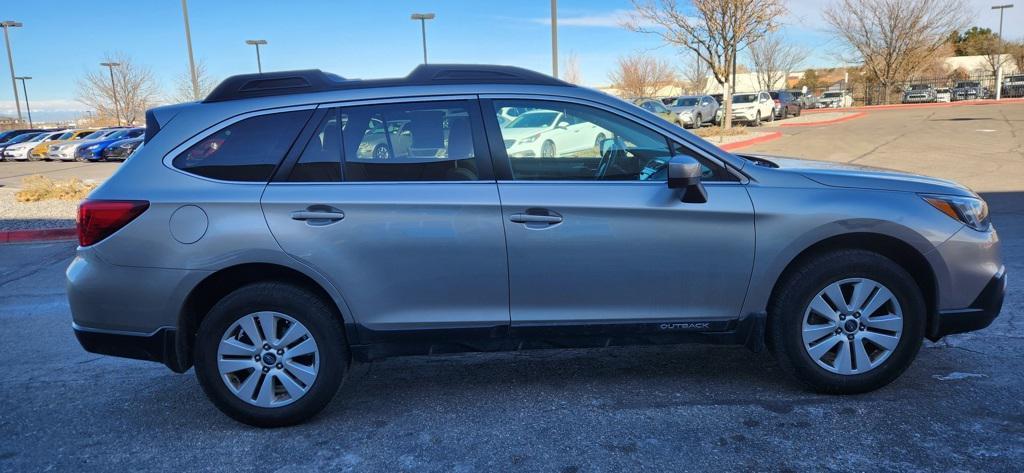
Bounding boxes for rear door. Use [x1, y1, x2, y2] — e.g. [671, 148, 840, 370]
[262, 98, 510, 344]
[484, 97, 755, 330]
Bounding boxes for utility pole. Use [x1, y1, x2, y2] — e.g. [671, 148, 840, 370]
[245, 39, 267, 73]
[992, 4, 1014, 100]
[100, 62, 122, 126]
[180, 0, 200, 99]
[1, 21, 23, 123]
[550, 0, 558, 78]
[14, 76, 31, 128]
[410, 13, 435, 64]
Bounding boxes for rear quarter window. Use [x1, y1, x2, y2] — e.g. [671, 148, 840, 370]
[172, 110, 311, 182]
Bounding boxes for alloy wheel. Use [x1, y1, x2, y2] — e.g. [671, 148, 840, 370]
[217, 311, 320, 408]
[801, 278, 904, 375]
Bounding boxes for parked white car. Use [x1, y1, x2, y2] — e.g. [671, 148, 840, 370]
[3, 130, 70, 161]
[730, 92, 775, 126]
[502, 110, 612, 158]
[816, 91, 854, 108]
[935, 87, 951, 103]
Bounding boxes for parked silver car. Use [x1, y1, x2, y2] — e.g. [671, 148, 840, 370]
[668, 95, 719, 128]
[69, 65, 1005, 427]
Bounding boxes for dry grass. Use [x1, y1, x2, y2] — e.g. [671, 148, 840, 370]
[691, 125, 749, 138]
[15, 175, 97, 203]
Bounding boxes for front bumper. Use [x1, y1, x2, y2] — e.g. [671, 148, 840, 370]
[929, 267, 1006, 341]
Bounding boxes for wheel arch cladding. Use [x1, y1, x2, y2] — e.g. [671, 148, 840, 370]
[766, 232, 938, 341]
[175, 262, 351, 372]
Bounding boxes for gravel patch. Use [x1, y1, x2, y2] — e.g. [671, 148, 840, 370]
[698, 130, 775, 147]
[0, 188, 78, 231]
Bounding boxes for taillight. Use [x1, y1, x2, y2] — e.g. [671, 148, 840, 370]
[77, 200, 149, 247]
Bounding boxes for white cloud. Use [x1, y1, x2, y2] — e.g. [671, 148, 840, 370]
[531, 9, 657, 28]
[0, 99, 88, 115]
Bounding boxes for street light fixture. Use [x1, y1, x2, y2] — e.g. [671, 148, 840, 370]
[100, 62, 122, 126]
[1, 21, 23, 123]
[14, 76, 31, 128]
[245, 39, 267, 73]
[410, 13, 435, 64]
[992, 4, 1014, 100]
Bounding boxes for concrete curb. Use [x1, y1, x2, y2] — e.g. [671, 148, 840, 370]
[718, 131, 783, 151]
[779, 112, 867, 127]
[0, 227, 77, 244]
[802, 97, 1024, 114]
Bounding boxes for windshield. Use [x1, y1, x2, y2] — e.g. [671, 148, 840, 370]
[1007, 75, 1024, 82]
[83, 130, 107, 139]
[57, 132, 74, 140]
[506, 111, 559, 128]
[909, 85, 930, 90]
[733, 94, 758, 104]
[823, 92, 841, 98]
[6, 133, 39, 144]
[674, 98, 699, 107]
[956, 82, 979, 87]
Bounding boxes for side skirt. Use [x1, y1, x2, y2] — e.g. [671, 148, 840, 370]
[350, 312, 766, 362]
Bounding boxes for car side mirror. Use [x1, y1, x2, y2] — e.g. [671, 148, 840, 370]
[667, 155, 707, 203]
[556, 121, 570, 129]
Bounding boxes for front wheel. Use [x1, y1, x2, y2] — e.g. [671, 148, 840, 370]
[541, 140, 556, 158]
[194, 282, 348, 427]
[769, 249, 925, 394]
[693, 114, 702, 129]
[752, 112, 761, 127]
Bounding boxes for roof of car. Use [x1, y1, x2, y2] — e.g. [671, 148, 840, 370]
[204, 64, 573, 103]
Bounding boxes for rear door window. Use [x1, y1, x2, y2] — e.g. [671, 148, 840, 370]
[173, 110, 311, 182]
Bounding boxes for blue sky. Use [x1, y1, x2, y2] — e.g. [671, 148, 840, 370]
[0, 0, 1019, 120]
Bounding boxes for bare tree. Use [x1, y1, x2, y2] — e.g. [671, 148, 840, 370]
[824, 0, 969, 104]
[625, 0, 787, 128]
[1010, 41, 1024, 73]
[607, 53, 677, 98]
[563, 51, 583, 85]
[681, 54, 710, 93]
[749, 32, 806, 91]
[76, 52, 162, 125]
[171, 59, 218, 103]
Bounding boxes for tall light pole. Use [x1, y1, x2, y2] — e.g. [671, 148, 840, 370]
[410, 13, 435, 64]
[180, 0, 200, 99]
[245, 39, 267, 73]
[992, 4, 1014, 100]
[1, 21, 23, 123]
[14, 76, 31, 128]
[550, 1, 558, 78]
[100, 62, 122, 126]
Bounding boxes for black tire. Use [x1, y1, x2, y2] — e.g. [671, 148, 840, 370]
[752, 112, 761, 127]
[782, 107, 789, 119]
[372, 144, 390, 160]
[768, 249, 925, 394]
[194, 282, 348, 427]
[795, 106, 802, 117]
[594, 133, 606, 150]
[694, 114, 702, 129]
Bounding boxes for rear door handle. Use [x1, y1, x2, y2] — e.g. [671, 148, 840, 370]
[290, 208, 345, 225]
[509, 213, 562, 224]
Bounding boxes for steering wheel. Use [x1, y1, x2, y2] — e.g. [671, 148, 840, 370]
[596, 137, 627, 179]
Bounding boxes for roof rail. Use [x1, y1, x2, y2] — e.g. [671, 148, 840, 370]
[204, 64, 571, 103]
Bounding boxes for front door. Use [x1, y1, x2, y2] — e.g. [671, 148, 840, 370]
[262, 100, 509, 344]
[486, 98, 755, 331]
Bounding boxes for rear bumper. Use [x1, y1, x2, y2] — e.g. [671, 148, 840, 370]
[73, 324, 186, 372]
[929, 268, 1006, 341]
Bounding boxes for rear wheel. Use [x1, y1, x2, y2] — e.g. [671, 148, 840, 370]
[194, 282, 348, 427]
[769, 249, 924, 394]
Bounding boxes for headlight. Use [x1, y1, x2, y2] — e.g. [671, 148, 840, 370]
[86, 145, 99, 150]
[921, 194, 990, 231]
[519, 134, 540, 144]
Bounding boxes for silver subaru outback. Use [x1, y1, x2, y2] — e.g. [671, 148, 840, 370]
[68, 65, 1005, 427]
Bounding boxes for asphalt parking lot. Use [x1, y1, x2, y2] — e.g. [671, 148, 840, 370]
[1, 103, 1022, 472]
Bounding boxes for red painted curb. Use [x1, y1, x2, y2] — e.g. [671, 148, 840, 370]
[718, 131, 783, 151]
[779, 112, 867, 127]
[802, 97, 1024, 114]
[0, 227, 77, 244]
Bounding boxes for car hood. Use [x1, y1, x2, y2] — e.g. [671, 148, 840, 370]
[669, 105, 697, 114]
[741, 154, 975, 196]
[501, 127, 547, 141]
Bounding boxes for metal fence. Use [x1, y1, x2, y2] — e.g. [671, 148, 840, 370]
[803, 72, 1007, 107]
